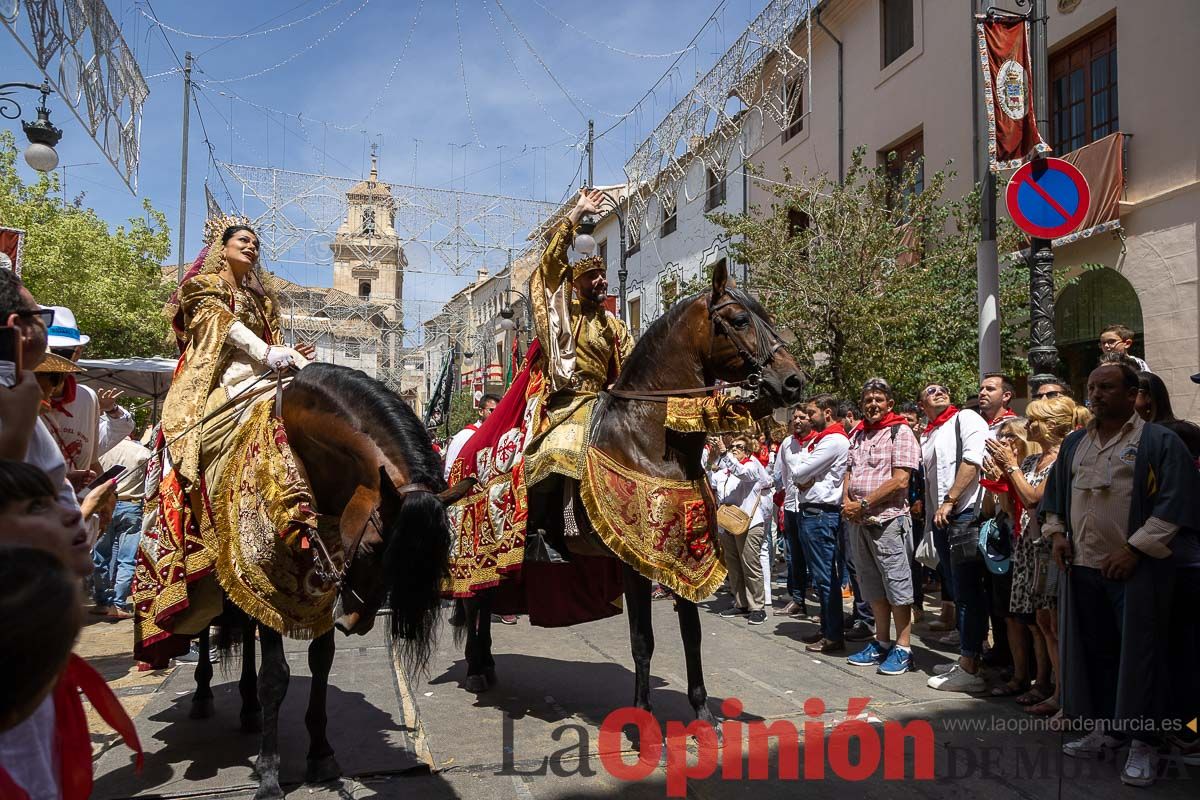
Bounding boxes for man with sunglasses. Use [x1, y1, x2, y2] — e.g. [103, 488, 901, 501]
[1041, 357, 1199, 786]
[1030, 377, 1072, 402]
[918, 380, 990, 693]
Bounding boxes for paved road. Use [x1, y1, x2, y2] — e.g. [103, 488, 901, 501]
[88, 588, 1198, 799]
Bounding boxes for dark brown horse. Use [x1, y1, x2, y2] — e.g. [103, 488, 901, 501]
[457, 261, 804, 747]
[186, 363, 468, 800]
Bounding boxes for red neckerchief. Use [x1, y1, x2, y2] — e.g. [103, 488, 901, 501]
[860, 411, 909, 433]
[753, 445, 770, 466]
[980, 476, 1025, 538]
[849, 421, 864, 435]
[922, 405, 959, 438]
[987, 408, 1017, 428]
[737, 455, 752, 465]
[54, 654, 143, 800]
[49, 375, 78, 416]
[808, 422, 849, 451]
[794, 431, 817, 447]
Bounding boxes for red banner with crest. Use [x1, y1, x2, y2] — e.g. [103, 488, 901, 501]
[977, 15, 1051, 171]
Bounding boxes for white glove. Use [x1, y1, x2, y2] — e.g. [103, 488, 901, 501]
[266, 346, 307, 372]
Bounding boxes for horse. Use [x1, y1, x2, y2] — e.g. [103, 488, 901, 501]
[456, 260, 804, 746]
[181, 363, 469, 800]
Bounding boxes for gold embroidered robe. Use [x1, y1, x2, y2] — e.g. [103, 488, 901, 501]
[523, 220, 632, 488]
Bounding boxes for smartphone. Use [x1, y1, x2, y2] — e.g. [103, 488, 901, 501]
[0, 325, 20, 388]
[86, 464, 126, 492]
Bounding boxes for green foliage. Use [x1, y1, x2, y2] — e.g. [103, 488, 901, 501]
[711, 146, 1056, 404]
[0, 131, 173, 358]
[447, 389, 478, 438]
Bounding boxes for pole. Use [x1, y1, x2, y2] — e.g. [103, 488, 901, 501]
[618, 215, 628, 323]
[1026, 0, 1058, 385]
[586, 119, 594, 188]
[176, 52, 192, 282]
[975, 1, 1001, 377]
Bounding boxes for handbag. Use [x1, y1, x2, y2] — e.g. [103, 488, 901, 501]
[717, 493, 761, 536]
[945, 415, 984, 566]
[915, 529, 939, 569]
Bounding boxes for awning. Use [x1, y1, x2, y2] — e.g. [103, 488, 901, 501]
[76, 357, 178, 420]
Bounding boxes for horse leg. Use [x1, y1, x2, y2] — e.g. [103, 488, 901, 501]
[189, 627, 214, 719]
[675, 598, 721, 743]
[253, 624, 289, 800]
[464, 593, 495, 693]
[304, 630, 341, 784]
[240, 616, 262, 733]
[622, 563, 656, 752]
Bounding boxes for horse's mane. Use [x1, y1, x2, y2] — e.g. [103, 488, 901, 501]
[615, 287, 773, 389]
[292, 363, 446, 492]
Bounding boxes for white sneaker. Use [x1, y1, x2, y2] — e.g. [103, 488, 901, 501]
[1120, 740, 1157, 787]
[927, 664, 985, 693]
[1062, 729, 1123, 759]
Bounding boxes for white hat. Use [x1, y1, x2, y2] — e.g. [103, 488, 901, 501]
[45, 305, 90, 348]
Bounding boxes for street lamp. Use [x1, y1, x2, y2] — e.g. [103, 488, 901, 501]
[575, 187, 629, 322]
[0, 81, 63, 172]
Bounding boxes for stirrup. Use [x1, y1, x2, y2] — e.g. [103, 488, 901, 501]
[525, 528, 569, 564]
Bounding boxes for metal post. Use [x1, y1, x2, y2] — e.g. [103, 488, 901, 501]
[1026, 0, 1058, 384]
[618, 216, 628, 323]
[975, 0, 1002, 377]
[176, 52, 192, 282]
[586, 119, 594, 188]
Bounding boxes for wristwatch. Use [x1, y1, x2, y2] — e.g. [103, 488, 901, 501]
[1005, 464, 1019, 474]
[942, 494, 956, 506]
[858, 498, 868, 511]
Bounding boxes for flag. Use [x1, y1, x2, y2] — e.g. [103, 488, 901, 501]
[423, 351, 454, 430]
[0, 227, 25, 274]
[505, 336, 519, 388]
[976, 14, 1050, 171]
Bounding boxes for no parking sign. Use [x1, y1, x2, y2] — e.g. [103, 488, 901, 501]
[1005, 158, 1091, 239]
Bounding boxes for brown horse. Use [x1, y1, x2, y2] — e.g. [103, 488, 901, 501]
[457, 261, 804, 747]
[186, 363, 468, 800]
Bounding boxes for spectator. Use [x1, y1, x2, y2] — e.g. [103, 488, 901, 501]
[0, 460, 91, 576]
[842, 378, 921, 675]
[836, 396, 876, 640]
[898, 401, 929, 619]
[773, 406, 814, 617]
[919, 381, 990, 693]
[981, 418, 1049, 702]
[1136, 370, 1200, 460]
[785, 395, 850, 652]
[1099, 324, 1149, 372]
[1043, 359, 1199, 787]
[1031, 377, 1072, 402]
[710, 434, 773, 625]
[91, 432, 152, 619]
[837, 400, 861, 434]
[444, 393, 499, 480]
[978, 372, 1016, 432]
[752, 429, 777, 608]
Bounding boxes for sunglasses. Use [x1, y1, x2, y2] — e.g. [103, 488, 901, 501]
[12, 308, 55, 327]
[1033, 390, 1064, 400]
[923, 385, 949, 397]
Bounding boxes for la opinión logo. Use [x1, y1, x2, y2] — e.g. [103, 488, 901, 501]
[500, 696, 936, 796]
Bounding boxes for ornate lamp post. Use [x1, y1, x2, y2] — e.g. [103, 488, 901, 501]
[0, 81, 63, 172]
[574, 187, 629, 322]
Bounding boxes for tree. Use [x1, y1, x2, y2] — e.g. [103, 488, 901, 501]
[711, 146, 1053, 404]
[0, 131, 173, 359]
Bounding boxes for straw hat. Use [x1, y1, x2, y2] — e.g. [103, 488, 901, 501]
[33, 352, 85, 374]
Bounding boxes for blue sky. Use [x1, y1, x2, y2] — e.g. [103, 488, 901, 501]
[3, 0, 769, 312]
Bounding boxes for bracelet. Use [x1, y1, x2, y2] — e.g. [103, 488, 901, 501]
[1005, 464, 1019, 474]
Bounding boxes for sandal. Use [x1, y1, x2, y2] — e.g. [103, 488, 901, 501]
[990, 680, 1029, 698]
[1015, 688, 1048, 706]
[1025, 698, 1060, 716]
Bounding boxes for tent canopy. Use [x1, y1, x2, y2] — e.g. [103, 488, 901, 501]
[76, 357, 177, 410]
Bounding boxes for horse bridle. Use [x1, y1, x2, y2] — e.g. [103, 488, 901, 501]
[310, 481, 435, 599]
[608, 289, 786, 404]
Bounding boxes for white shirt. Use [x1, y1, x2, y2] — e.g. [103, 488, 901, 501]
[0, 695, 60, 800]
[23, 418, 79, 510]
[709, 454, 772, 518]
[786, 432, 850, 507]
[41, 384, 133, 470]
[772, 435, 806, 512]
[920, 410, 989, 524]
[443, 422, 481, 480]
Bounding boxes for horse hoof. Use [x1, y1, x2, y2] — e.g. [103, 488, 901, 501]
[252, 783, 284, 800]
[305, 754, 342, 784]
[464, 673, 490, 693]
[189, 698, 214, 719]
[240, 711, 263, 733]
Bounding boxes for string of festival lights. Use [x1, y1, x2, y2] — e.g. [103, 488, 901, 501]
[528, 0, 696, 60]
[137, 0, 348, 40]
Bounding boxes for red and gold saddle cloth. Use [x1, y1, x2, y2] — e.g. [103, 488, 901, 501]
[579, 446, 726, 603]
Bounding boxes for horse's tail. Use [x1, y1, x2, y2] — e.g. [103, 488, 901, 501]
[450, 599, 468, 648]
[384, 489, 451, 676]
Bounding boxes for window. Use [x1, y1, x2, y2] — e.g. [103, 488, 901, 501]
[1050, 21, 1117, 155]
[781, 77, 804, 142]
[358, 280, 371, 299]
[344, 341, 361, 359]
[881, 0, 914, 68]
[599, 239, 609, 266]
[628, 297, 641, 339]
[626, 230, 641, 257]
[705, 168, 726, 211]
[361, 207, 376, 236]
[661, 198, 677, 237]
[660, 278, 679, 312]
[881, 132, 924, 206]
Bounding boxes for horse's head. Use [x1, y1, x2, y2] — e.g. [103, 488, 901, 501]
[698, 260, 805, 411]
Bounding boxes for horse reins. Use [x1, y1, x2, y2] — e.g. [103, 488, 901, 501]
[607, 289, 786, 404]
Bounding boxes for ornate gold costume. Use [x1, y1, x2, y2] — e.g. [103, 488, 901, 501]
[523, 219, 632, 488]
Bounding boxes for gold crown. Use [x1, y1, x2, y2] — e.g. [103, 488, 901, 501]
[204, 213, 252, 246]
[573, 255, 606, 275]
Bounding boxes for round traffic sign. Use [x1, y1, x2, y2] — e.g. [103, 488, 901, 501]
[1005, 157, 1091, 239]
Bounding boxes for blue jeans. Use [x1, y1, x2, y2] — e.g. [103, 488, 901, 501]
[94, 501, 143, 608]
[782, 510, 808, 606]
[940, 508, 987, 658]
[799, 509, 844, 642]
